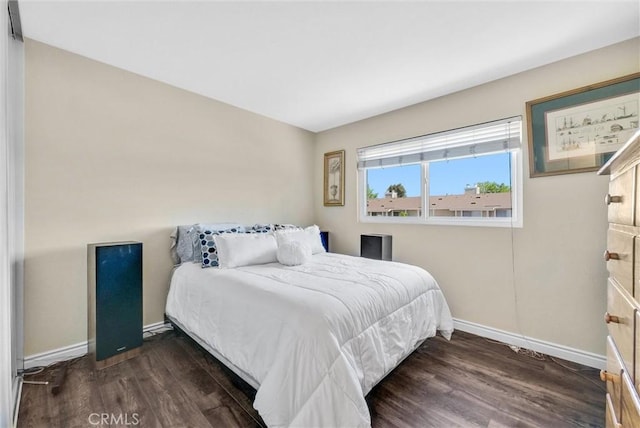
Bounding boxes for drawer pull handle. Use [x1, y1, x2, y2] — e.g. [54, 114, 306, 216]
[604, 250, 620, 261]
[600, 370, 614, 382]
[605, 312, 620, 324]
[605, 194, 623, 205]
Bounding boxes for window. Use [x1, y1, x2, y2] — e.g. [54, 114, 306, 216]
[357, 117, 523, 227]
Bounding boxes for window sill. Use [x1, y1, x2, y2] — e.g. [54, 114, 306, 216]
[358, 215, 523, 228]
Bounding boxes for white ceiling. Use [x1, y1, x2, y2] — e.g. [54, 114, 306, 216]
[18, 0, 640, 132]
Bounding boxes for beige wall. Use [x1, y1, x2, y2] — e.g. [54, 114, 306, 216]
[24, 40, 315, 355]
[314, 38, 640, 356]
[24, 36, 640, 358]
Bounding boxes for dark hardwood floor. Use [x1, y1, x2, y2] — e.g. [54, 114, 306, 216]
[18, 330, 604, 427]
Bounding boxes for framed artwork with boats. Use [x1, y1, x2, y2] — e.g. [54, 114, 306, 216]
[526, 73, 640, 177]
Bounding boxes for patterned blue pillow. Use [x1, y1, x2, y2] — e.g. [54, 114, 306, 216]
[192, 224, 245, 263]
[199, 227, 243, 268]
[249, 224, 274, 234]
[273, 224, 301, 231]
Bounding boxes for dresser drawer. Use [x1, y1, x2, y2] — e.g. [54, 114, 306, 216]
[607, 279, 635, 373]
[636, 310, 640, 393]
[606, 392, 621, 428]
[608, 167, 635, 226]
[605, 336, 625, 422]
[622, 372, 640, 427]
[607, 229, 635, 296]
[635, 239, 640, 301]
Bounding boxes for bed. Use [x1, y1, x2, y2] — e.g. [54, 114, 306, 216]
[165, 224, 453, 427]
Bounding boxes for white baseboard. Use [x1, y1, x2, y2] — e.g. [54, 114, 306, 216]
[453, 318, 606, 370]
[23, 321, 171, 369]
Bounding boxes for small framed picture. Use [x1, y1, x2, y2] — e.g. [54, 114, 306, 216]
[526, 73, 639, 177]
[324, 150, 345, 206]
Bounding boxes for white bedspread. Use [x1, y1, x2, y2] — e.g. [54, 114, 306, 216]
[165, 252, 453, 427]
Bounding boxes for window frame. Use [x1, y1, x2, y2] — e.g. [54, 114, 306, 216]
[357, 123, 524, 228]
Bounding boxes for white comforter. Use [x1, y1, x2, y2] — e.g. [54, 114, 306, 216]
[165, 252, 453, 427]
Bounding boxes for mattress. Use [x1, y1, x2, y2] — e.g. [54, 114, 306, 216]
[165, 252, 453, 427]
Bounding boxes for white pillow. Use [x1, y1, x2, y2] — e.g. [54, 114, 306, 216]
[277, 241, 312, 266]
[275, 225, 325, 255]
[213, 232, 278, 268]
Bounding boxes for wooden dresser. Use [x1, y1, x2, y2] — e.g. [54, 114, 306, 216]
[599, 129, 640, 428]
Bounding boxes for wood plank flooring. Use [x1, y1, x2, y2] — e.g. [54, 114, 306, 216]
[18, 330, 604, 427]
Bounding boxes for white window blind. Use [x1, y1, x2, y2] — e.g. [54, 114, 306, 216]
[357, 117, 522, 169]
